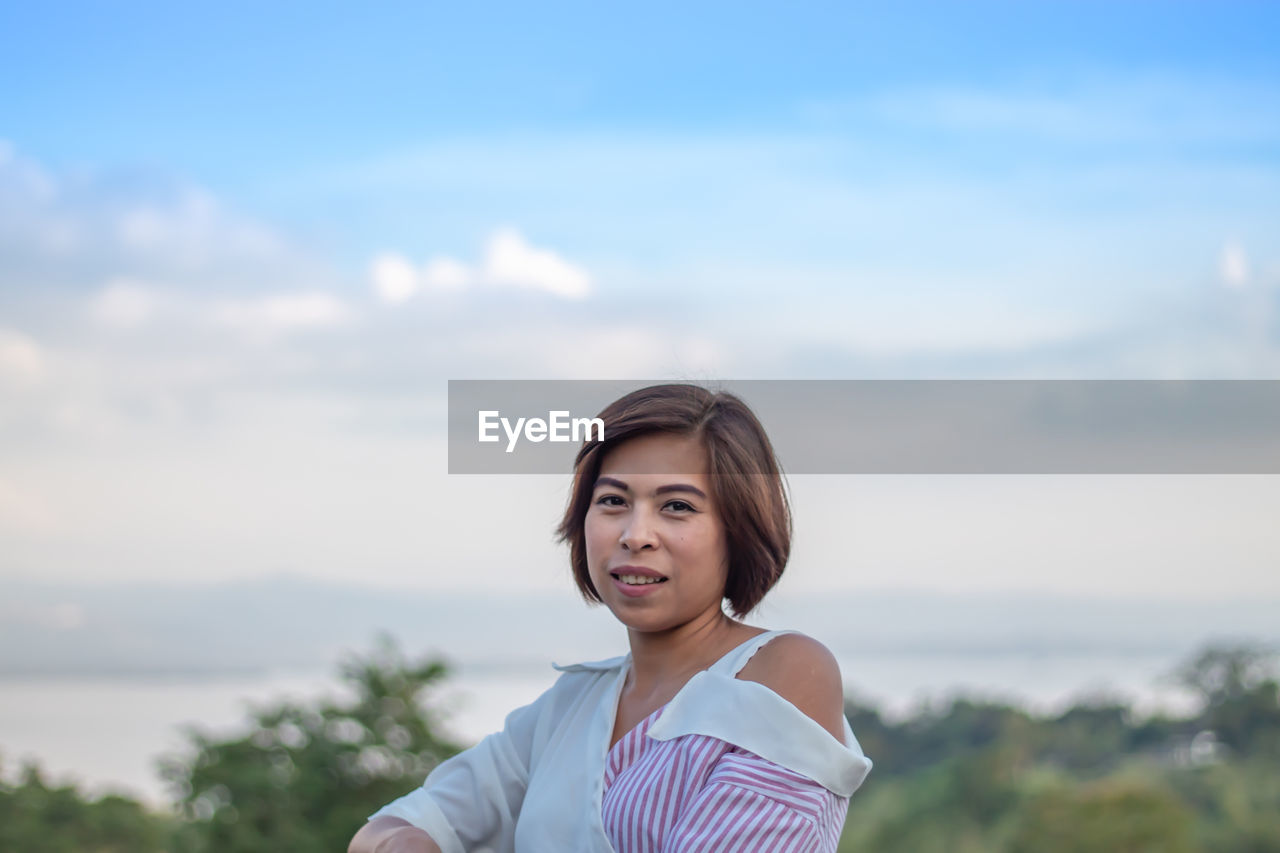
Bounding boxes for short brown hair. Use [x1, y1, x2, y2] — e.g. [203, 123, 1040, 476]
[554, 384, 791, 618]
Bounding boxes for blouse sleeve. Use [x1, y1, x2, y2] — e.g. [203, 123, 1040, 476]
[366, 688, 549, 853]
[662, 748, 849, 853]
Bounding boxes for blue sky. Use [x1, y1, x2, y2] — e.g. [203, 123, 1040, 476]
[6, 2, 1277, 164]
[5, 2, 1278, 233]
[0, 2, 1278, 594]
[5, 2, 1278, 273]
[4, 2, 1277, 308]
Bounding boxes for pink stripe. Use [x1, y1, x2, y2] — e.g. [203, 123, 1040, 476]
[681, 783, 739, 852]
[711, 790, 769, 851]
[709, 751, 827, 815]
[713, 763, 823, 807]
[603, 726, 845, 852]
[741, 798, 796, 852]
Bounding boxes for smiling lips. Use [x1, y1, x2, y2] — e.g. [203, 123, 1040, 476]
[609, 565, 668, 597]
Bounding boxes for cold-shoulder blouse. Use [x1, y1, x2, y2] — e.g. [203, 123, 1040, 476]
[369, 630, 873, 852]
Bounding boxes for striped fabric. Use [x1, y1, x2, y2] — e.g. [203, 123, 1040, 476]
[602, 704, 849, 852]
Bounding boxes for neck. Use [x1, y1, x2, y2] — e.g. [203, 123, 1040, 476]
[624, 609, 746, 699]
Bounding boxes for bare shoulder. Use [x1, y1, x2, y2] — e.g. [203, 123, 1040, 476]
[735, 632, 846, 743]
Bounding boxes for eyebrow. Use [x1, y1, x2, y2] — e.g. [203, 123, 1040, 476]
[594, 476, 708, 500]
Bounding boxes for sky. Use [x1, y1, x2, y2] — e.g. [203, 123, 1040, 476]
[1, 1, 1278, 599]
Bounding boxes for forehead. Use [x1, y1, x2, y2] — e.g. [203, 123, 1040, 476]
[596, 432, 708, 478]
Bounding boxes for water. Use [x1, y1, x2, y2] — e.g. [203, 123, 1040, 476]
[0, 667, 560, 807]
[0, 649, 1201, 808]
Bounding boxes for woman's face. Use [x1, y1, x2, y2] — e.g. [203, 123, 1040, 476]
[585, 432, 730, 634]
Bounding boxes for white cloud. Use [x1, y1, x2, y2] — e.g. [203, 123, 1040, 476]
[371, 227, 591, 304]
[422, 256, 472, 291]
[46, 602, 86, 630]
[211, 292, 352, 333]
[370, 252, 419, 304]
[0, 138, 56, 205]
[1220, 240, 1250, 289]
[0, 329, 45, 388]
[454, 325, 724, 378]
[0, 477, 57, 534]
[837, 75, 1280, 146]
[483, 227, 590, 299]
[113, 189, 283, 261]
[91, 278, 159, 327]
[117, 206, 174, 251]
[0, 141, 315, 296]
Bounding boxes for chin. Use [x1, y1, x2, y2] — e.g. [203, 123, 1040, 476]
[606, 606, 674, 633]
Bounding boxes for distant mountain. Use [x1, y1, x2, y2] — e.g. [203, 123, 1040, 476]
[2, 575, 1276, 677]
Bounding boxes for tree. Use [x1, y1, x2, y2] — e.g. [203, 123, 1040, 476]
[1039, 699, 1133, 773]
[1171, 642, 1280, 756]
[158, 634, 464, 852]
[0, 759, 169, 852]
[1173, 643, 1278, 708]
[1007, 778, 1197, 853]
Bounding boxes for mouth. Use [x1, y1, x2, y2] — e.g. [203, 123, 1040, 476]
[609, 569, 669, 587]
[608, 569, 668, 599]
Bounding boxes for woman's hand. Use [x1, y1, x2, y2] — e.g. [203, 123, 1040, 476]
[348, 816, 443, 853]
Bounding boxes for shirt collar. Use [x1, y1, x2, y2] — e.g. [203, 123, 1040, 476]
[551, 652, 630, 673]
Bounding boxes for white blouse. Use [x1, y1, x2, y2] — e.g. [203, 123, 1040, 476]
[368, 631, 873, 853]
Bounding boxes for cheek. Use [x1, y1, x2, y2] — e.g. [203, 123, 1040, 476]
[583, 515, 611, 565]
[695, 518, 724, 550]
[709, 532, 730, 575]
[690, 526, 729, 569]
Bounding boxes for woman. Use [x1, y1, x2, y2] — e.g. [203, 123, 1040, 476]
[350, 384, 872, 852]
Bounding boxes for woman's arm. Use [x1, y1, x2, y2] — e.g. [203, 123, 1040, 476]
[661, 749, 849, 853]
[348, 816, 442, 853]
[656, 633, 858, 851]
[354, 682, 555, 853]
[734, 632, 848, 743]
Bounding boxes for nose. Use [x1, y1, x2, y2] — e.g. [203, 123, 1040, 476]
[620, 508, 658, 551]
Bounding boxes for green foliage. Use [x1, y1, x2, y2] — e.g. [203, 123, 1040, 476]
[0, 761, 170, 852]
[1007, 777, 1197, 853]
[1038, 700, 1132, 773]
[5, 638, 1278, 852]
[839, 745, 1030, 853]
[1172, 642, 1280, 757]
[158, 634, 463, 853]
[1166, 758, 1280, 853]
[1174, 643, 1278, 708]
[839, 640, 1280, 852]
[848, 695, 1036, 778]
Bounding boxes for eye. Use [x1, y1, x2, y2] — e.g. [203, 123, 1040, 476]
[594, 494, 626, 507]
[664, 499, 696, 513]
